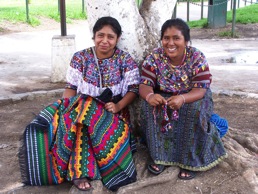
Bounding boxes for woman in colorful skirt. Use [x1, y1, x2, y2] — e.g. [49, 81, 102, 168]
[139, 18, 227, 180]
[19, 16, 140, 191]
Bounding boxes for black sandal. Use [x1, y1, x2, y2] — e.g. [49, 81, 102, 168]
[178, 168, 196, 180]
[72, 178, 93, 191]
[148, 163, 165, 175]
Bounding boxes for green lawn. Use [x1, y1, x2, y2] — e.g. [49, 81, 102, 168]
[227, 3, 258, 24]
[0, 0, 86, 26]
[187, 3, 258, 28]
[1, 0, 257, 28]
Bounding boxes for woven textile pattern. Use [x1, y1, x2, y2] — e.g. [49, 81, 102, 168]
[66, 47, 140, 97]
[19, 94, 136, 190]
[140, 46, 212, 94]
[140, 89, 227, 171]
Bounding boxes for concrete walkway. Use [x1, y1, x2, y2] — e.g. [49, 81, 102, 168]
[0, 20, 258, 103]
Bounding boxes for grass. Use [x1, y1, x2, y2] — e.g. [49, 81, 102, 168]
[227, 4, 258, 23]
[0, 0, 86, 26]
[136, 0, 143, 8]
[0, 0, 142, 26]
[187, 3, 258, 28]
[217, 30, 239, 38]
[187, 19, 208, 28]
[1, 0, 257, 28]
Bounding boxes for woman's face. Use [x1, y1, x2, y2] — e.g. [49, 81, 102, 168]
[94, 25, 119, 58]
[161, 26, 187, 63]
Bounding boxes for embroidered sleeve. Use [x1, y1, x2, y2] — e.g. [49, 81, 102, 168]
[121, 53, 140, 96]
[65, 51, 84, 90]
[191, 50, 212, 89]
[140, 55, 157, 88]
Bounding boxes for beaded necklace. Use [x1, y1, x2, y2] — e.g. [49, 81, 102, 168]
[153, 48, 187, 132]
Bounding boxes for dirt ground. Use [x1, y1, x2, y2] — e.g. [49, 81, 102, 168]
[0, 94, 258, 194]
[0, 19, 258, 194]
[190, 23, 258, 39]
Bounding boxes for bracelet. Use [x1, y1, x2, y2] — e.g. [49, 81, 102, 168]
[179, 94, 185, 105]
[146, 92, 154, 102]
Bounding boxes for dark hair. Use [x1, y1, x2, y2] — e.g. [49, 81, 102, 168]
[93, 16, 122, 38]
[160, 18, 190, 42]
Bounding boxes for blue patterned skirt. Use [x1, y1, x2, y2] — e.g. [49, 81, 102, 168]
[140, 89, 227, 171]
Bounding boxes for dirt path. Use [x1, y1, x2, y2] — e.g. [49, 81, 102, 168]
[0, 93, 258, 194]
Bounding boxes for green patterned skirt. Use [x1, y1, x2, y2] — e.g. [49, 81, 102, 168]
[19, 94, 137, 191]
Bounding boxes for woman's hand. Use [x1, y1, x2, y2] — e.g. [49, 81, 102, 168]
[139, 84, 166, 107]
[105, 102, 120, 114]
[167, 95, 184, 110]
[105, 92, 137, 114]
[147, 94, 167, 107]
[167, 88, 207, 110]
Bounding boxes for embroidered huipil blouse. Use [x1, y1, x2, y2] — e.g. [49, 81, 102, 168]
[66, 47, 140, 97]
[140, 46, 212, 94]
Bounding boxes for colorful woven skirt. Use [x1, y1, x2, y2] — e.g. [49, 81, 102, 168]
[19, 94, 137, 191]
[140, 89, 227, 171]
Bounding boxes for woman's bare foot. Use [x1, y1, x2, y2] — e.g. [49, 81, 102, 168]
[73, 178, 93, 191]
[148, 163, 165, 175]
[178, 169, 196, 180]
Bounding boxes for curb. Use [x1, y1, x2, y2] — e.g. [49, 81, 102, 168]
[212, 88, 258, 99]
[0, 89, 64, 106]
[0, 88, 257, 106]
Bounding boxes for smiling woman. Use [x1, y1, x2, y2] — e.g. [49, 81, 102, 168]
[139, 18, 227, 180]
[92, 17, 122, 59]
[18, 16, 140, 192]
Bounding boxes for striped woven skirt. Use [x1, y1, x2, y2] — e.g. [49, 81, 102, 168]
[19, 94, 137, 191]
[140, 89, 227, 171]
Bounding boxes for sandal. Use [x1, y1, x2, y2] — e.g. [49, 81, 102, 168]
[72, 178, 93, 191]
[178, 168, 196, 180]
[148, 163, 165, 175]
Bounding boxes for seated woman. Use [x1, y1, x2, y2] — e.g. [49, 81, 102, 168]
[139, 18, 227, 180]
[19, 16, 140, 191]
